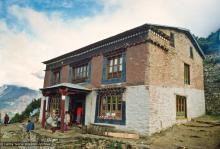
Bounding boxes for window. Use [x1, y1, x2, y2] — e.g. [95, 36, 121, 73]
[176, 95, 187, 119]
[99, 94, 122, 120]
[72, 64, 89, 83]
[184, 63, 190, 85]
[107, 55, 123, 79]
[52, 70, 60, 85]
[170, 33, 175, 47]
[50, 95, 61, 116]
[189, 47, 194, 59]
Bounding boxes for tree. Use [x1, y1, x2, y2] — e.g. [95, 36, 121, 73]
[10, 98, 41, 123]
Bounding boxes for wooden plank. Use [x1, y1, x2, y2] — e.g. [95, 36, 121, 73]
[104, 132, 139, 139]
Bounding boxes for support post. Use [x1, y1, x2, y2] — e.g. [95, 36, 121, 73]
[60, 95, 66, 132]
[41, 97, 46, 128]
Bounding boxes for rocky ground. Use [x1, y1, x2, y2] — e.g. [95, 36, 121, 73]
[0, 115, 220, 149]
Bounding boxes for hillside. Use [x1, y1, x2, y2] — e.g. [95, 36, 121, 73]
[196, 28, 220, 114]
[196, 29, 220, 54]
[0, 85, 41, 118]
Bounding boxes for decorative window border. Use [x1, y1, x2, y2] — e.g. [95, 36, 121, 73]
[94, 87, 126, 125]
[70, 61, 91, 84]
[101, 50, 126, 84]
[50, 68, 61, 85]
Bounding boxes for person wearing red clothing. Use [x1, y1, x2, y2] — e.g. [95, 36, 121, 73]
[76, 107, 82, 124]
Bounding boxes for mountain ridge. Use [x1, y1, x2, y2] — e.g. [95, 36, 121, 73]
[0, 84, 41, 117]
[196, 28, 220, 55]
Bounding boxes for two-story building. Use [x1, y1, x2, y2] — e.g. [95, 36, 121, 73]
[39, 23, 205, 135]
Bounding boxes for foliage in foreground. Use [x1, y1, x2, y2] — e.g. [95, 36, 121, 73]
[10, 98, 41, 123]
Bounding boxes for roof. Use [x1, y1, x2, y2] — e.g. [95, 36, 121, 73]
[40, 83, 91, 91]
[43, 23, 205, 65]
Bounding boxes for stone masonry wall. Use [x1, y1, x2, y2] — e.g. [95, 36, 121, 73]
[147, 29, 204, 90]
[146, 28, 205, 134]
[88, 85, 150, 135]
[148, 86, 205, 134]
[204, 54, 220, 114]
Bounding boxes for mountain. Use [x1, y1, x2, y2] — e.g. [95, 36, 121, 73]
[196, 29, 220, 54]
[0, 85, 41, 118]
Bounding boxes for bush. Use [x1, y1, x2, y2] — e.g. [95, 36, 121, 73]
[10, 98, 41, 123]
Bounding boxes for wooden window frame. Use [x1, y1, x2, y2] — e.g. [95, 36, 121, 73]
[170, 32, 175, 47]
[50, 95, 61, 117]
[52, 70, 60, 85]
[99, 94, 122, 120]
[189, 46, 194, 59]
[176, 95, 187, 119]
[107, 54, 123, 80]
[72, 64, 89, 83]
[184, 63, 190, 85]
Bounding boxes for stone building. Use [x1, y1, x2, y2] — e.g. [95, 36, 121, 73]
[39, 24, 205, 135]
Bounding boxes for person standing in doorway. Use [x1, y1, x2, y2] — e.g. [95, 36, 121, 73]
[76, 107, 82, 124]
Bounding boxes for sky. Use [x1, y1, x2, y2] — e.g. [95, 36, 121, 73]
[0, 0, 220, 90]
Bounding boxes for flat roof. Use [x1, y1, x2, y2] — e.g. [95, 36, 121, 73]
[43, 23, 205, 65]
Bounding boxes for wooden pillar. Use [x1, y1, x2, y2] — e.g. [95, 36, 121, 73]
[60, 95, 66, 132]
[41, 97, 46, 128]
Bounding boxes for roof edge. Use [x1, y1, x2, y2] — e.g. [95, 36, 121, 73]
[42, 23, 205, 64]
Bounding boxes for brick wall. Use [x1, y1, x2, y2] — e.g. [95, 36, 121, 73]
[126, 43, 149, 85]
[43, 70, 51, 88]
[60, 65, 69, 83]
[91, 55, 103, 87]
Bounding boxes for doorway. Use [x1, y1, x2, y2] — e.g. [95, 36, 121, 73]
[69, 94, 86, 125]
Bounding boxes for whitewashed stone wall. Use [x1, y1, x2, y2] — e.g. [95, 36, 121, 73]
[148, 85, 205, 135]
[84, 85, 205, 136]
[85, 91, 97, 125]
[121, 85, 150, 135]
[39, 97, 48, 122]
[86, 85, 150, 135]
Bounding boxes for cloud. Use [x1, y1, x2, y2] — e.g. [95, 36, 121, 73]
[0, 0, 220, 89]
[32, 70, 44, 80]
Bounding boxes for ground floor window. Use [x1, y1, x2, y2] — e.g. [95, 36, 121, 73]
[99, 94, 122, 120]
[95, 87, 126, 125]
[49, 95, 61, 116]
[176, 95, 187, 119]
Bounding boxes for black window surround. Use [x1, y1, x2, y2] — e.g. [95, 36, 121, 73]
[50, 68, 61, 85]
[70, 60, 91, 84]
[95, 87, 126, 125]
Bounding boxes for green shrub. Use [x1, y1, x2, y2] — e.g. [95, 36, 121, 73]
[10, 98, 41, 123]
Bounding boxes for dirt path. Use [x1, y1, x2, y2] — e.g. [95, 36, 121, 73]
[137, 116, 220, 149]
[0, 115, 220, 149]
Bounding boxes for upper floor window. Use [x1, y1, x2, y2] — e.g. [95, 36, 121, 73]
[170, 33, 175, 47]
[102, 50, 126, 84]
[189, 46, 194, 59]
[184, 63, 190, 85]
[107, 55, 123, 79]
[72, 64, 89, 83]
[51, 70, 60, 85]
